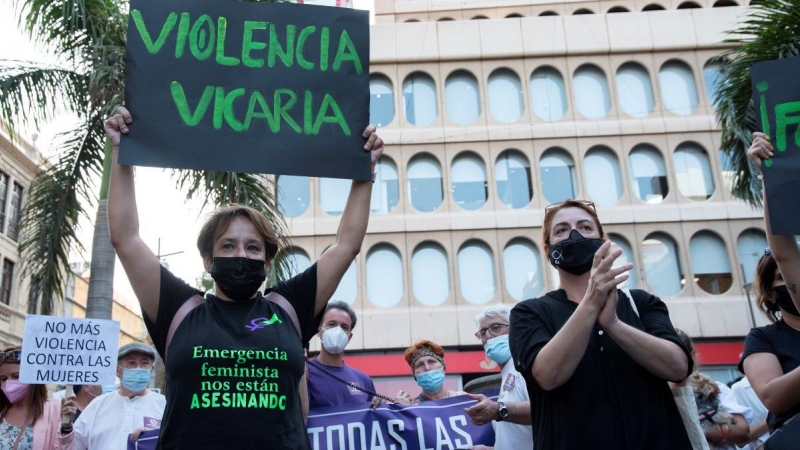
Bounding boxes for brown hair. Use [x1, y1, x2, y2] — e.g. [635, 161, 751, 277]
[404, 340, 446, 367]
[541, 199, 606, 249]
[674, 329, 698, 373]
[0, 346, 48, 425]
[754, 253, 781, 323]
[196, 204, 279, 261]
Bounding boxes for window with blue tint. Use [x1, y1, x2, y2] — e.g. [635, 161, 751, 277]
[659, 60, 699, 116]
[674, 142, 715, 201]
[573, 65, 611, 119]
[319, 177, 351, 216]
[403, 72, 438, 127]
[366, 245, 404, 307]
[277, 175, 310, 218]
[737, 229, 767, 285]
[488, 68, 524, 123]
[451, 153, 488, 211]
[584, 146, 623, 206]
[629, 144, 669, 204]
[371, 158, 400, 214]
[445, 70, 482, 125]
[407, 155, 444, 212]
[718, 148, 735, 192]
[690, 231, 733, 295]
[529, 67, 567, 122]
[370, 74, 395, 127]
[608, 234, 637, 289]
[458, 240, 496, 304]
[703, 62, 722, 105]
[503, 239, 543, 300]
[412, 243, 450, 306]
[284, 248, 312, 277]
[641, 233, 685, 297]
[540, 148, 578, 203]
[332, 259, 358, 305]
[495, 150, 532, 209]
[615, 62, 654, 118]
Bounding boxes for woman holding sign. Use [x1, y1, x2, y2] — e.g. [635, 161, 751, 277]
[104, 106, 383, 450]
[0, 346, 62, 450]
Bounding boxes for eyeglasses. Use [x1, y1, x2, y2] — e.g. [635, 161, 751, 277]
[475, 323, 509, 340]
[119, 359, 153, 369]
[544, 200, 596, 213]
[0, 351, 22, 364]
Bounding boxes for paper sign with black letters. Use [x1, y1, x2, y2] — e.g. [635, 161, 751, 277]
[122, 0, 371, 180]
[751, 56, 800, 234]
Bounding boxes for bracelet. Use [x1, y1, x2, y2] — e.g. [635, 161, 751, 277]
[720, 424, 730, 442]
[60, 424, 73, 434]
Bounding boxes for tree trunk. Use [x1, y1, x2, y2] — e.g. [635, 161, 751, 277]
[85, 142, 115, 319]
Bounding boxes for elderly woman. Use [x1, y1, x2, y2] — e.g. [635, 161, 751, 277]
[395, 340, 461, 404]
[0, 346, 61, 450]
[508, 199, 693, 450]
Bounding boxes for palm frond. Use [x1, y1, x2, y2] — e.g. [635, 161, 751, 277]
[714, 0, 800, 205]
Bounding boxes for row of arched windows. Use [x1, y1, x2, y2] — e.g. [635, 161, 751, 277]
[280, 229, 767, 306]
[370, 59, 721, 128]
[276, 141, 721, 217]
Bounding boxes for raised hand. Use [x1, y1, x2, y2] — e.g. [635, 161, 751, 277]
[362, 124, 385, 168]
[748, 131, 773, 173]
[584, 241, 632, 314]
[104, 106, 132, 148]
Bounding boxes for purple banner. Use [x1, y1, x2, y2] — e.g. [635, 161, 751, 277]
[128, 429, 159, 450]
[307, 391, 498, 450]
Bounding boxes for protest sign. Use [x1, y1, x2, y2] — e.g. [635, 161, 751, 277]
[751, 56, 800, 234]
[129, 429, 160, 450]
[122, 0, 371, 180]
[19, 315, 120, 385]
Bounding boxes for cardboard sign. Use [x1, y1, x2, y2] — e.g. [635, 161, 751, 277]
[19, 315, 120, 385]
[751, 56, 800, 235]
[122, 0, 371, 180]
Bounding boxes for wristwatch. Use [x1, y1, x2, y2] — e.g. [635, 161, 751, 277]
[496, 401, 509, 422]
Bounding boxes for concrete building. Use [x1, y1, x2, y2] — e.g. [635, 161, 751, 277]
[281, 0, 763, 393]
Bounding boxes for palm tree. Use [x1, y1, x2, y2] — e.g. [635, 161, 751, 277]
[1, 0, 290, 318]
[714, 0, 800, 206]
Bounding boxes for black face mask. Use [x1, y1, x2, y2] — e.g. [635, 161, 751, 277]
[773, 285, 800, 317]
[209, 257, 267, 301]
[548, 229, 603, 276]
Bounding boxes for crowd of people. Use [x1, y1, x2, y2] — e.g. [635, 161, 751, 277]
[1, 107, 799, 450]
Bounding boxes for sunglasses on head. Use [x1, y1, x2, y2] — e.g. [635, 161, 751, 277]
[544, 199, 596, 213]
[0, 350, 22, 364]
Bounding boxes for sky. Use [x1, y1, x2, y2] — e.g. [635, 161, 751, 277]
[0, 0, 375, 310]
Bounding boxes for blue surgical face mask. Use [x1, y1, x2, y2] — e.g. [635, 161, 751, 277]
[121, 368, 151, 393]
[484, 334, 512, 365]
[415, 368, 445, 393]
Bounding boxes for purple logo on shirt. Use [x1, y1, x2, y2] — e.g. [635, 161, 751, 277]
[246, 313, 282, 331]
[143, 417, 161, 429]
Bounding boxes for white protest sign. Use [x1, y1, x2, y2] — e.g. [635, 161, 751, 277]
[19, 315, 120, 385]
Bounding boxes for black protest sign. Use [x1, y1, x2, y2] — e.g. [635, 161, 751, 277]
[122, 0, 371, 180]
[751, 56, 800, 234]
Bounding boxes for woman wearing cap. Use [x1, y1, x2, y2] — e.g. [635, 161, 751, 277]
[104, 106, 383, 450]
[0, 346, 61, 450]
[395, 340, 462, 404]
[508, 199, 693, 450]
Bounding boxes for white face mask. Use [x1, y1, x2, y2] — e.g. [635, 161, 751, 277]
[321, 326, 349, 354]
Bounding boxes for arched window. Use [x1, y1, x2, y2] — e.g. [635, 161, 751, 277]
[713, 0, 738, 5]
[488, 69, 524, 123]
[737, 229, 767, 285]
[540, 148, 578, 203]
[495, 150, 532, 209]
[366, 244, 404, 307]
[371, 158, 400, 214]
[404, 19, 420, 23]
[472, 15, 489, 20]
[284, 248, 311, 277]
[458, 240, 496, 304]
[332, 260, 357, 304]
[370, 74, 394, 127]
[412, 242, 450, 306]
[677, 1, 702, 8]
[573, 65, 611, 119]
[438, 17, 454, 21]
[608, 234, 637, 288]
[445, 70, 482, 125]
[584, 146, 624, 206]
[530, 67, 567, 122]
[277, 175, 310, 218]
[503, 238, 544, 300]
[703, 62, 722, 105]
[629, 144, 669, 203]
[539, 11, 559, 16]
[641, 233, 685, 297]
[403, 72, 438, 127]
[451, 152, 488, 211]
[407, 154, 443, 212]
[674, 143, 715, 201]
[690, 231, 733, 294]
[615, 62, 655, 118]
[608, 6, 630, 12]
[574, 8, 594, 14]
[659, 60, 699, 116]
[642, 4, 666, 10]
[506, 13, 523, 18]
[718, 149, 735, 192]
[319, 177, 351, 216]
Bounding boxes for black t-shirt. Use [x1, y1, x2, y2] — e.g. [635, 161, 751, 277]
[739, 320, 800, 432]
[144, 265, 322, 450]
[508, 288, 693, 450]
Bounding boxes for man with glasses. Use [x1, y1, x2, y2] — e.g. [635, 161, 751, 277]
[58, 342, 166, 449]
[465, 304, 532, 450]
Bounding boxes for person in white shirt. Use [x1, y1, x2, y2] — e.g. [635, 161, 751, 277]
[730, 376, 770, 450]
[58, 343, 166, 450]
[465, 304, 533, 450]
